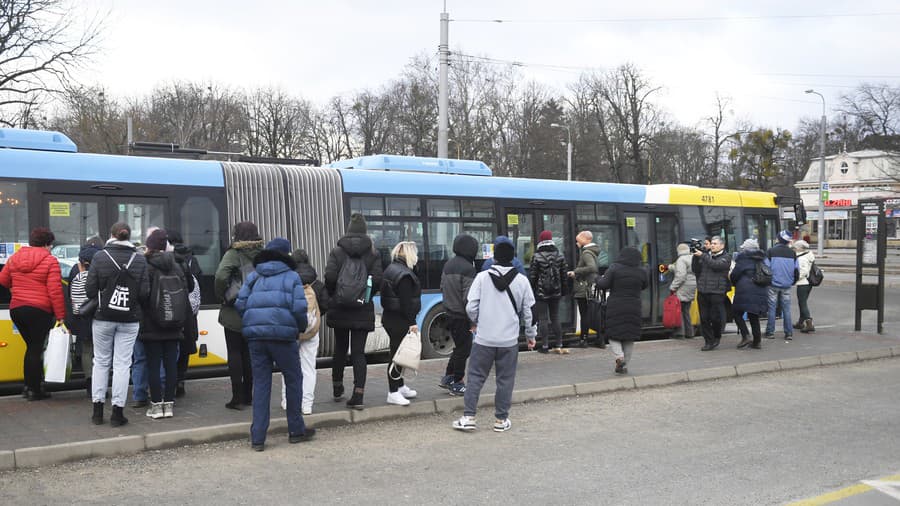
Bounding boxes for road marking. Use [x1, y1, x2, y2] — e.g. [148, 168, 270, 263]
[788, 473, 900, 505]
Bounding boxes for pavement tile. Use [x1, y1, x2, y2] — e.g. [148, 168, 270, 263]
[574, 377, 636, 395]
[686, 366, 738, 382]
[818, 351, 860, 366]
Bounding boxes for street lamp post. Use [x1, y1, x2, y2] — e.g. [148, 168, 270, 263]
[550, 123, 572, 181]
[448, 138, 460, 159]
[805, 89, 827, 258]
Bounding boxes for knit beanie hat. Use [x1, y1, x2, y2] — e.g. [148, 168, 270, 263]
[740, 238, 759, 251]
[266, 237, 291, 255]
[493, 236, 515, 266]
[778, 230, 792, 243]
[347, 213, 367, 234]
[78, 245, 100, 264]
[146, 229, 169, 252]
[292, 248, 310, 264]
[538, 230, 552, 242]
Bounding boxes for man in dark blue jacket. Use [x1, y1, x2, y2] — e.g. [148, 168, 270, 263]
[235, 238, 314, 451]
[765, 230, 799, 341]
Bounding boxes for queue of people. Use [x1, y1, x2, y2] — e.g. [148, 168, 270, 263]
[1, 219, 819, 445]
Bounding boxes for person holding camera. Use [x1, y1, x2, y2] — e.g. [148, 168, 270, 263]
[691, 236, 731, 351]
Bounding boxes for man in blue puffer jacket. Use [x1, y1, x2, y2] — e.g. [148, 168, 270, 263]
[235, 237, 314, 451]
[765, 230, 800, 341]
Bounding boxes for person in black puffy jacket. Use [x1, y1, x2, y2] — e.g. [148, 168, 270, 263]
[691, 236, 731, 351]
[439, 234, 478, 395]
[324, 213, 383, 410]
[528, 230, 568, 354]
[596, 247, 648, 374]
[380, 241, 422, 406]
[167, 230, 200, 398]
[730, 238, 769, 350]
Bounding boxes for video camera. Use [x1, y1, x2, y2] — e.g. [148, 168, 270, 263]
[689, 238, 704, 253]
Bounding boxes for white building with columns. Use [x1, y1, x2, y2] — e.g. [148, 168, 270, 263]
[793, 149, 900, 247]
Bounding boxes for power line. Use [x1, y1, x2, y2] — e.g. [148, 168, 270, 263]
[453, 12, 900, 24]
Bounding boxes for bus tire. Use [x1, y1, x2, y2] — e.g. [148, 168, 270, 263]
[421, 303, 455, 359]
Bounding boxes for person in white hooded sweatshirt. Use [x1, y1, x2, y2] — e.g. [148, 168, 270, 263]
[452, 236, 536, 433]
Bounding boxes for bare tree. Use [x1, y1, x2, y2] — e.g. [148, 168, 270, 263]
[838, 83, 900, 138]
[0, 0, 103, 126]
[241, 87, 310, 158]
[52, 85, 124, 153]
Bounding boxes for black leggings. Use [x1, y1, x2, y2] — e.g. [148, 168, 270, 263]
[10, 306, 54, 391]
[145, 340, 179, 402]
[384, 319, 408, 393]
[445, 317, 472, 382]
[332, 328, 368, 389]
[734, 313, 762, 344]
[224, 328, 252, 403]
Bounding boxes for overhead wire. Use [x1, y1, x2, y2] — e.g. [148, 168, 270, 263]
[452, 12, 900, 24]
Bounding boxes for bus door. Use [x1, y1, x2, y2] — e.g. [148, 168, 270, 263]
[43, 194, 168, 255]
[503, 208, 574, 327]
[621, 211, 679, 326]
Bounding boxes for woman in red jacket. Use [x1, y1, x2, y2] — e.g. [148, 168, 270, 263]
[0, 227, 66, 400]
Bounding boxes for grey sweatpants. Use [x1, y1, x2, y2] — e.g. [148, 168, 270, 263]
[463, 343, 519, 421]
[609, 339, 634, 364]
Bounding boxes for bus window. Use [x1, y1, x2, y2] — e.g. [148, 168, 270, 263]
[0, 181, 29, 304]
[47, 200, 101, 248]
[367, 220, 424, 270]
[462, 200, 493, 219]
[110, 199, 166, 247]
[722, 208, 742, 252]
[505, 211, 535, 266]
[180, 196, 221, 279]
[462, 221, 496, 266]
[591, 225, 619, 268]
[350, 196, 385, 217]
[427, 199, 460, 218]
[427, 221, 460, 287]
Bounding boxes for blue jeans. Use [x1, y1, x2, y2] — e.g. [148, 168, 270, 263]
[92, 320, 140, 407]
[132, 339, 170, 402]
[249, 340, 306, 445]
[766, 286, 793, 335]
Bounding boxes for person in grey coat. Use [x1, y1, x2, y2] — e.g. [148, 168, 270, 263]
[668, 243, 696, 339]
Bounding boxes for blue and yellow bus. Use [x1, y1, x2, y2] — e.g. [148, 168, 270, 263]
[0, 128, 783, 385]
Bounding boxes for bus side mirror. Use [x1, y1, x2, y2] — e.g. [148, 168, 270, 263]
[793, 203, 807, 226]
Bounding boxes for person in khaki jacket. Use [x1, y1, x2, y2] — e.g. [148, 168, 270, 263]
[567, 231, 600, 347]
[668, 243, 697, 339]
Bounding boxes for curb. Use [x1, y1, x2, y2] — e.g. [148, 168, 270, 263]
[5, 347, 898, 471]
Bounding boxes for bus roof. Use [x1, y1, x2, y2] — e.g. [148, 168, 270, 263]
[0, 149, 224, 187]
[328, 155, 492, 176]
[0, 128, 77, 153]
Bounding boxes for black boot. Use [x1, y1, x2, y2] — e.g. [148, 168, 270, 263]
[803, 318, 815, 333]
[346, 387, 364, 410]
[737, 335, 752, 349]
[92, 402, 104, 425]
[333, 381, 345, 401]
[175, 381, 186, 398]
[110, 405, 128, 427]
[27, 386, 51, 401]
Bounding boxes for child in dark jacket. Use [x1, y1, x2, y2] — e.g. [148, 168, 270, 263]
[235, 238, 314, 451]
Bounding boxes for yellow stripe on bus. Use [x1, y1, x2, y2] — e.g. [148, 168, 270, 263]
[668, 187, 743, 207]
[738, 190, 778, 208]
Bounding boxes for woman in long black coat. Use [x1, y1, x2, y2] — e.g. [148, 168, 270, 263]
[595, 247, 648, 374]
[729, 238, 769, 350]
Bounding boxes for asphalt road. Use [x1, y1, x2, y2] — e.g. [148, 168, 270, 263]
[3, 359, 899, 505]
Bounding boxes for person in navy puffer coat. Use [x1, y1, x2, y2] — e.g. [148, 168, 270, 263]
[730, 239, 769, 350]
[235, 238, 314, 451]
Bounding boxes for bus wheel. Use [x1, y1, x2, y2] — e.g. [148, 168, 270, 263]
[421, 304, 454, 359]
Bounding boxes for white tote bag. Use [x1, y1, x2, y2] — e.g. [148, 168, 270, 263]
[43, 322, 71, 383]
[388, 330, 422, 380]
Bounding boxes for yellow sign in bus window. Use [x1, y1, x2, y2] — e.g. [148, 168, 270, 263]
[49, 202, 70, 217]
[507, 214, 519, 226]
[626, 216, 636, 228]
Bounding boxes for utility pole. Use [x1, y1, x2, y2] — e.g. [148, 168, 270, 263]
[437, 2, 449, 158]
[805, 89, 827, 258]
[551, 123, 572, 181]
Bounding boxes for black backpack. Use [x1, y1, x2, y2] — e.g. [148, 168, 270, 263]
[150, 263, 189, 329]
[538, 255, 562, 297]
[807, 261, 824, 287]
[333, 256, 369, 308]
[99, 250, 141, 321]
[223, 254, 255, 306]
[752, 260, 773, 287]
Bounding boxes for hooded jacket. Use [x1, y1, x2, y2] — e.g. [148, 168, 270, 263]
[796, 250, 815, 287]
[294, 256, 329, 313]
[766, 242, 799, 288]
[86, 240, 150, 323]
[573, 243, 601, 299]
[214, 239, 264, 332]
[528, 240, 568, 300]
[595, 247, 648, 341]
[466, 237, 536, 348]
[324, 233, 383, 331]
[0, 246, 66, 320]
[235, 249, 308, 341]
[440, 234, 478, 319]
[139, 251, 187, 342]
[669, 251, 697, 302]
[729, 249, 769, 315]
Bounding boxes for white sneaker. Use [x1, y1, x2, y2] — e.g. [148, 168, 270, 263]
[452, 415, 477, 431]
[398, 385, 417, 399]
[493, 418, 512, 432]
[163, 401, 174, 418]
[386, 391, 410, 406]
[302, 406, 313, 416]
[145, 402, 164, 419]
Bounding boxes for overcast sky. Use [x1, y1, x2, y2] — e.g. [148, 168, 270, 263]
[80, 0, 900, 131]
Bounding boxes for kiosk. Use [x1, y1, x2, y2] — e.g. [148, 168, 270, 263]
[855, 199, 886, 333]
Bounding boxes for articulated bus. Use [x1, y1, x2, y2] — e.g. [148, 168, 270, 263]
[0, 128, 783, 386]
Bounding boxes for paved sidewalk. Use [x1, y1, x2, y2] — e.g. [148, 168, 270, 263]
[1, 326, 898, 471]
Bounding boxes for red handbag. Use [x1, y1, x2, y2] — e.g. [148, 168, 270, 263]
[663, 293, 682, 329]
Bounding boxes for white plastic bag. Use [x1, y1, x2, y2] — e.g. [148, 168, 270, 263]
[43, 322, 71, 383]
[389, 330, 421, 380]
